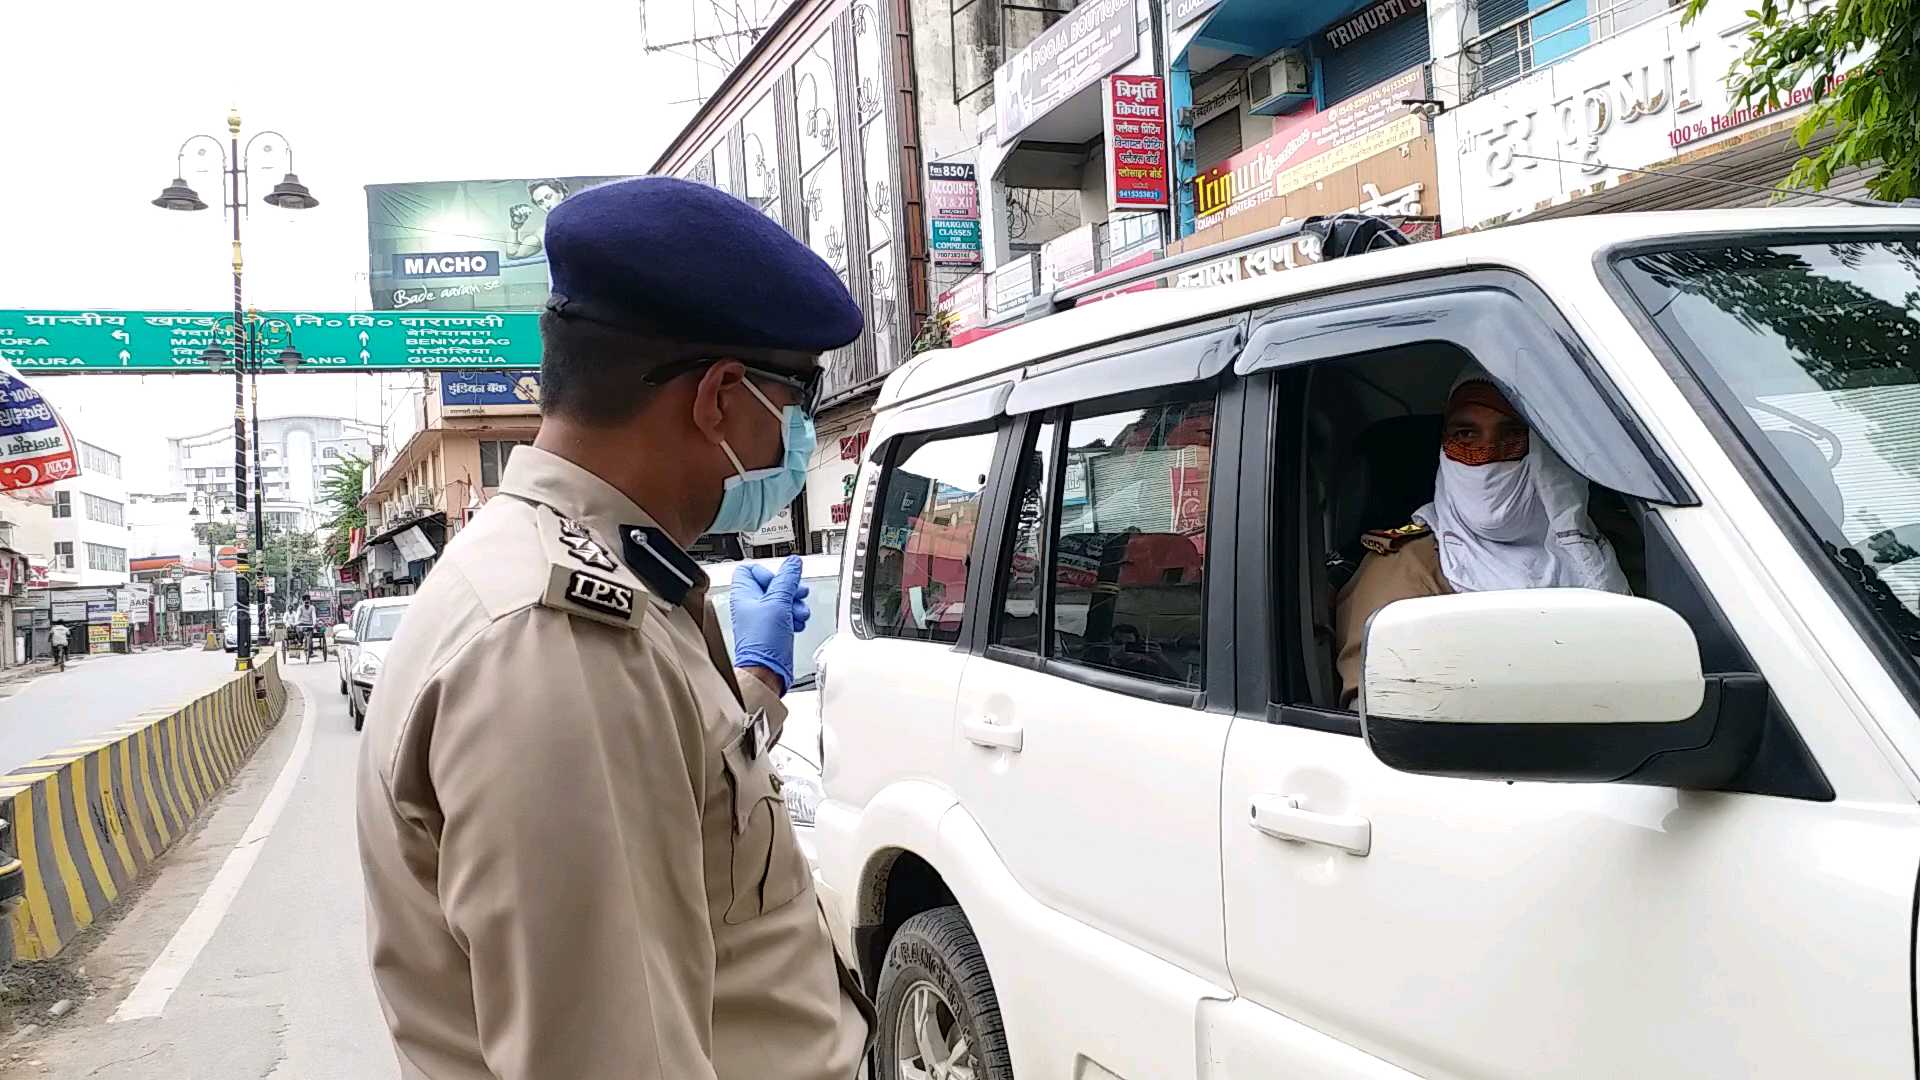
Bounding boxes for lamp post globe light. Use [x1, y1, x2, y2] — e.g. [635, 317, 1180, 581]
[151, 110, 314, 678]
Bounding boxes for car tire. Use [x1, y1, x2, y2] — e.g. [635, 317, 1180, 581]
[351, 696, 365, 732]
[339, 677, 347, 696]
[875, 906, 1014, 1080]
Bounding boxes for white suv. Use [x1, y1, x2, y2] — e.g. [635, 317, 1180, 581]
[815, 209, 1920, 1080]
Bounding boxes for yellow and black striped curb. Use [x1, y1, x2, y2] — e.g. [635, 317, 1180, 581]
[2, 650, 289, 962]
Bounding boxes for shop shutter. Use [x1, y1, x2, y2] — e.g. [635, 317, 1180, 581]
[1321, 14, 1431, 106]
[1195, 111, 1243, 172]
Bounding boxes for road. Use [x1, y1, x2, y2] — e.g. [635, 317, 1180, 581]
[3, 659, 397, 1079]
[0, 648, 244, 775]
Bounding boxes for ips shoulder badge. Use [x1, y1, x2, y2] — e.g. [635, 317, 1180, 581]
[532, 505, 647, 629]
[564, 571, 635, 620]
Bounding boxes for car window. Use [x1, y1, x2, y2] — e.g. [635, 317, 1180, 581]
[1049, 392, 1212, 688]
[1616, 238, 1920, 658]
[865, 430, 997, 644]
[362, 606, 408, 642]
[711, 570, 841, 682]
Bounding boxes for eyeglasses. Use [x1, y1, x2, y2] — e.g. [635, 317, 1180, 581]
[643, 358, 822, 417]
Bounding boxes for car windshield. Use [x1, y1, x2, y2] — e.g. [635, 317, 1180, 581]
[709, 568, 842, 686]
[1616, 237, 1920, 659]
[361, 606, 408, 642]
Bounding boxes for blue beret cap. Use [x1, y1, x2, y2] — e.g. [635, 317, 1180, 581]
[543, 176, 864, 359]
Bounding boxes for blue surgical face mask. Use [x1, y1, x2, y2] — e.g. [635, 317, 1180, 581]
[708, 378, 815, 536]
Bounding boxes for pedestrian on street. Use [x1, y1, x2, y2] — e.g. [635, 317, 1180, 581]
[356, 176, 873, 1080]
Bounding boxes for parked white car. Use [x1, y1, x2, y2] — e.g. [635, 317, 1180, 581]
[816, 209, 1920, 1079]
[336, 599, 372, 696]
[337, 597, 412, 732]
[704, 553, 840, 859]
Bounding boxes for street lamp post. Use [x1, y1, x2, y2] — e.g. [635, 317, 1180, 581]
[152, 110, 316, 675]
[187, 491, 231, 643]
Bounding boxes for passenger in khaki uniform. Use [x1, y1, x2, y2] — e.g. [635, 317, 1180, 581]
[1335, 367, 1629, 707]
[357, 177, 872, 1079]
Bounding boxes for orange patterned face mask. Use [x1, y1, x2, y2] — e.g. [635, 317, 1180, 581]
[1442, 380, 1530, 465]
[1443, 430, 1530, 465]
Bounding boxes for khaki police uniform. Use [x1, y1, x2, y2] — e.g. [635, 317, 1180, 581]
[357, 446, 871, 1079]
[1333, 525, 1450, 708]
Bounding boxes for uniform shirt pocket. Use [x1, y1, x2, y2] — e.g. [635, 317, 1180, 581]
[719, 734, 809, 925]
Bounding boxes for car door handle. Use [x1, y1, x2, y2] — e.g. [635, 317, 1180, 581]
[1249, 795, 1371, 856]
[960, 716, 1024, 752]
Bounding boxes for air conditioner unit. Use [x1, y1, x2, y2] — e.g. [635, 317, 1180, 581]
[1246, 48, 1311, 116]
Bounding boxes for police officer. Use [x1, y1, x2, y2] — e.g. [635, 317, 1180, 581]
[356, 176, 872, 1079]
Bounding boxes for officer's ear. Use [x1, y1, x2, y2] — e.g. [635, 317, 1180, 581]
[689, 360, 751, 445]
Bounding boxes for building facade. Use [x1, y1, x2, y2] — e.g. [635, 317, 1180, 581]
[166, 415, 379, 526]
[1427, 0, 1876, 230]
[49, 440, 131, 587]
[349, 371, 543, 595]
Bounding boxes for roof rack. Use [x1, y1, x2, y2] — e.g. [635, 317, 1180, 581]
[1023, 213, 1413, 322]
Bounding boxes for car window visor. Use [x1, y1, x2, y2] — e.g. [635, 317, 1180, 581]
[871, 381, 1012, 453]
[1005, 322, 1243, 416]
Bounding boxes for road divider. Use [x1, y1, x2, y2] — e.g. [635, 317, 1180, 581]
[1, 650, 288, 962]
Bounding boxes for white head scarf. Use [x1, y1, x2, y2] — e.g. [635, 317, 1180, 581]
[1413, 365, 1629, 595]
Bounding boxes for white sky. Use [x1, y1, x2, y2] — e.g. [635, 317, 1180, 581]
[0, 0, 691, 492]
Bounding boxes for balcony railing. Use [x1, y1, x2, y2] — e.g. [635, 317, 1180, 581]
[1452, 0, 1677, 101]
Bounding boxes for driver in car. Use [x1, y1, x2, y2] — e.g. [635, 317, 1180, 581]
[1334, 366, 1630, 707]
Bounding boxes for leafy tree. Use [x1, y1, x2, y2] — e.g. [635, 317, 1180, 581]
[193, 519, 239, 548]
[319, 456, 368, 566]
[260, 528, 328, 612]
[1683, 0, 1920, 200]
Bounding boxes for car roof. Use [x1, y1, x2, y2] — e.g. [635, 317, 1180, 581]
[702, 553, 842, 586]
[360, 596, 413, 609]
[876, 207, 1920, 414]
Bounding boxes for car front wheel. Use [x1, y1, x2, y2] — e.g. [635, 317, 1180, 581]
[875, 906, 1013, 1080]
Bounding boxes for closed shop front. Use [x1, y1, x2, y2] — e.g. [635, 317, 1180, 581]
[1318, 0, 1430, 105]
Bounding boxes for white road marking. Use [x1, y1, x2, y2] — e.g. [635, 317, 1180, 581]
[110, 680, 316, 1023]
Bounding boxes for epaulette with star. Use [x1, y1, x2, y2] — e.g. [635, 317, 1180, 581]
[1360, 521, 1432, 555]
[533, 508, 649, 630]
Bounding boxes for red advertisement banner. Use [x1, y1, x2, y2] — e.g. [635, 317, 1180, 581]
[1104, 75, 1170, 210]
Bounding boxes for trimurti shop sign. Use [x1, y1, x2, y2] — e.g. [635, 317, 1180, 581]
[0, 310, 541, 372]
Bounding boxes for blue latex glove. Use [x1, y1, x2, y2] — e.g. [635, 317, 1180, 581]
[729, 556, 811, 693]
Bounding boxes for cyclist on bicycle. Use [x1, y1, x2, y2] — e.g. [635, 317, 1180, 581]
[49, 623, 70, 671]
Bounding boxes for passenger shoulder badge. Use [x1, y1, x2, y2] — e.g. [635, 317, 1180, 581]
[1360, 521, 1432, 555]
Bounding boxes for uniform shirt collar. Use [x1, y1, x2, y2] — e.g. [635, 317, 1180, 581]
[498, 445, 706, 611]
[498, 445, 655, 537]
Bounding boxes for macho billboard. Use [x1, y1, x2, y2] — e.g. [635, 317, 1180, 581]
[364, 176, 628, 312]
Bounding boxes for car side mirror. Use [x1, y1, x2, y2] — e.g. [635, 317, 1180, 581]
[1361, 590, 1708, 784]
[334, 628, 356, 645]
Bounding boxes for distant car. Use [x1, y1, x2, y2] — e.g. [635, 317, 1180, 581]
[338, 597, 412, 732]
[222, 616, 238, 653]
[704, 553, 840, 859]
[336, 600, 373, 697]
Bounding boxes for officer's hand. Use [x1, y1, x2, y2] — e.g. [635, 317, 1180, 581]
[730, 556, 811, 694]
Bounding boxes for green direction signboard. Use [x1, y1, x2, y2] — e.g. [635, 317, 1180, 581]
[0, 310, 541, 373]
